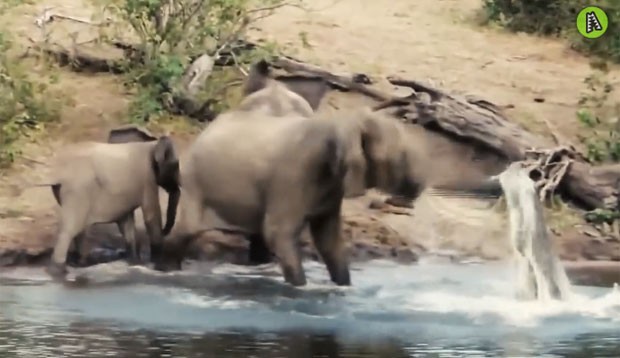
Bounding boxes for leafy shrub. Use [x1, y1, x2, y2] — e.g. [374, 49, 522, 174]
[575, 70, 620, 163]
[93, 0, 299, 123]
[569, 3, 620, 63]
[0, 9, 60, 166]
[584, 208, 620, 227]
[481, 0, 620, 63]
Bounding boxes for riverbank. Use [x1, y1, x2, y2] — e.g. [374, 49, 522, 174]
[1, 188, 619, 272]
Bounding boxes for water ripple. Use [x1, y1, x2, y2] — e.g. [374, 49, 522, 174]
[0, 260, 618, 357]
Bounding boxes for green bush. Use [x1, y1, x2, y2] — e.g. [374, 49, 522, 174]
[576, 70, 620, 163]
[481, 0, 620, 63]
[0, 5, 60, 166]
[93, 0, 299, 123]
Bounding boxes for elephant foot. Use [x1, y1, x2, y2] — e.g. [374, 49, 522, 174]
[149, 243, 163, 264]
[127, 256, 143, 266]
[66, 251, 81, 267]
[46, 262, 68, 281]
[151, 245, 183, 272]
[331, 270, 351, 286]
[281, 266, 307, 287]
[325, 261, 351, 286]
[248, 235, 273, 265]
[153, 259, 182, 272]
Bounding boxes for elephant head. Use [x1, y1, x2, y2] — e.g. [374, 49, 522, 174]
[107, 125, 181, 236]
[237, 59, 329, 117]
[339, 110, 430, 200]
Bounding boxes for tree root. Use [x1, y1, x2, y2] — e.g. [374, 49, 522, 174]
[522, 147, 574, 203]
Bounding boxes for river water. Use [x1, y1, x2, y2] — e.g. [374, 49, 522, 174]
[0, 258, 618, 357]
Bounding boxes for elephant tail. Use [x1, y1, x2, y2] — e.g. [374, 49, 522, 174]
[23, 182, 62, 205]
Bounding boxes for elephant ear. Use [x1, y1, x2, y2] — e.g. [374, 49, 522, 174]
[108, 125, 157, 143]
[275, 74, 329, 111]
[242, 59, 271, 97]
[151, 136, 181, 235]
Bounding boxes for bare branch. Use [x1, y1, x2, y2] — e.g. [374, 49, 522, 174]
[246, 2, 307, 15]
[34, 8, 112, 28]
[230, 50, 248, 76]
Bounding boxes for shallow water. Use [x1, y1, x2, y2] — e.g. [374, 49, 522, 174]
[0, 259, 618, 357]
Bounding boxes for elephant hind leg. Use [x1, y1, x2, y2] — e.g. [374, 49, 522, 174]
[263, 214, 306, 286]
[48, 191, 90, 279]
[248, 234, 273, 265]
[308, 209, 350, 286]
[66, 232, 86, 267]
[117, 212, 140, 265]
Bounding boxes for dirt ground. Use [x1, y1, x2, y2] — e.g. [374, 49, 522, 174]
[1, 0, 619, 266]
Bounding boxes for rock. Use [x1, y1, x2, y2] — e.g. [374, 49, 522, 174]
[368, 199, 389, 210]
[384, 196, 414, 208]
[188, 230, 249, 265]
[391, 247, 419, 264]
[0, 247, 51, 266]
[78, 247, 126, 266]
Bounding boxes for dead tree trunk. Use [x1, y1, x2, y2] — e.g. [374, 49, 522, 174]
[271, 58, 620, 211]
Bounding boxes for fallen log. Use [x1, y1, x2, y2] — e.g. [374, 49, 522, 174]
[270, 58, 620, 211]
[381, 78, 620, 210]
[27, 35, 620, 211]
[271, 57, 392, 101]
[22, 42, 126, 74]
[383, 76, 548, 160]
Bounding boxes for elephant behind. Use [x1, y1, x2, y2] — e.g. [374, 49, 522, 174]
[236, 59, 328, 118]
[40, 126, 180, 278]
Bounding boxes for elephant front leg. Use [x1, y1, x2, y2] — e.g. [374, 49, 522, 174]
[309, 209, 351, 286]
[248, 234, 273, 265]
[141, 190, 164, 263]
[117, 212, 140, 265]
[263, 214, 306, 286]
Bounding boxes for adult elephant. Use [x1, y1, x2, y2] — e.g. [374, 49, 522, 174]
[40, 126, 181, 278]
[151, 67, 428, 287]
[236, 58, 328, 117]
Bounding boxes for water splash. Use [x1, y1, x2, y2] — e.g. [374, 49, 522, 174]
[404, 280, 620, 328]
[164, 260, 620, 331]
[496, 162, 572, 302]
[1, 260, 618, 347]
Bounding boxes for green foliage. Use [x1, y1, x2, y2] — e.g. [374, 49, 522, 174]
[93, 0, 299, 123]
[584, 208, 620, 224]
[0, 13, 60, 166]
[481, 0, 620, 63]
[569, 3, 620, 63]
[576, 70, 620, 163]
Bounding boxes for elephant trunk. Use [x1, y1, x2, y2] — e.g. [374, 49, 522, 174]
[162, 188, 180, 236]
[430, 175, 504, 198]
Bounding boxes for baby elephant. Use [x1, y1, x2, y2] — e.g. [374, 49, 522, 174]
[41, 126, 180, 278]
